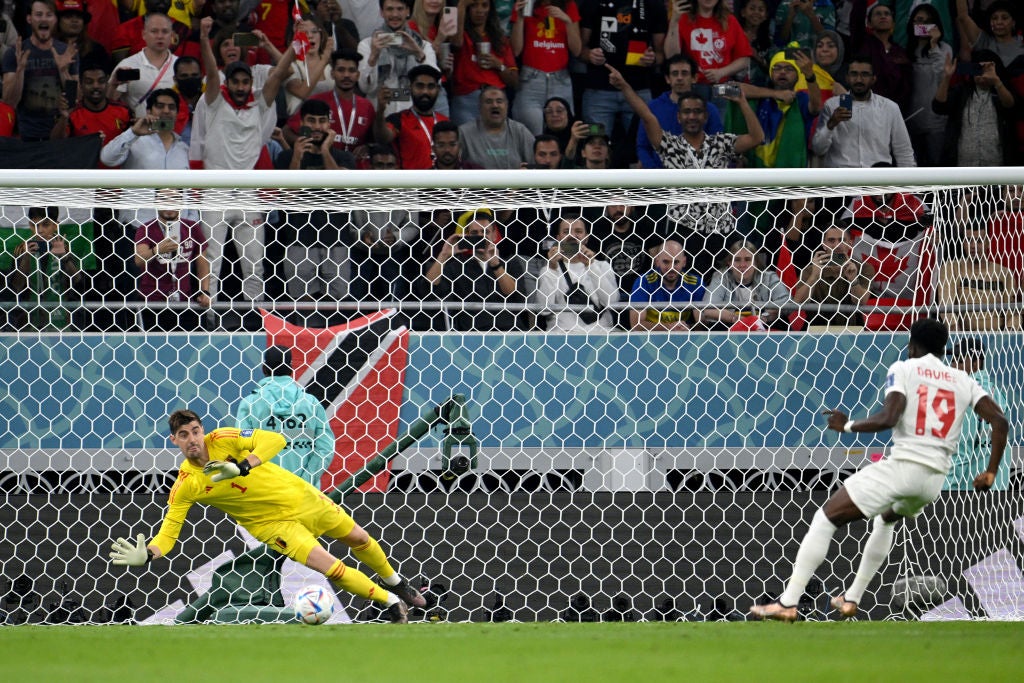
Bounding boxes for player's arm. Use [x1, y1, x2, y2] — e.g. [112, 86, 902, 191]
[109, 480, 195, 566]
[203, 428, 287, 481]
[824, 391, 906, 433]
[972, 395, 1009, 491]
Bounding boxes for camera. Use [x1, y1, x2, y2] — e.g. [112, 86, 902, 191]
[31, 239, 49, 254]
[151, 118, 174, 132]
[232, 32, 260, 47]
[116, 68, 141, 82]
[385, 32, 404, 47]
[711, 83, 742, 99]
[459, 233, 486, 252]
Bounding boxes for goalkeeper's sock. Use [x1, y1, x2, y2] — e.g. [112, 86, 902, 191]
[326, 559, 394, 605]
[844, 515, 895, 604]
[350, 537, 397, 582]
[779, 508, 837, 607]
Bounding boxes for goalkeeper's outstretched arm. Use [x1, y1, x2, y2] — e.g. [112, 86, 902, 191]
[109, 534, 164, 566]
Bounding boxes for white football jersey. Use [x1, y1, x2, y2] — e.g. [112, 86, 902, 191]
[885, 354, 989, 473]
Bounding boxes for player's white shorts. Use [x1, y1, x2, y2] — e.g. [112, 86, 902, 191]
[843, 458, 946, 519]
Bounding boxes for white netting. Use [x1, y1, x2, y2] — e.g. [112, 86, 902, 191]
[0, 168, 1021, 624]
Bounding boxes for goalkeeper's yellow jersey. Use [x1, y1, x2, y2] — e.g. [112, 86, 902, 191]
[151, 427, 314, 556]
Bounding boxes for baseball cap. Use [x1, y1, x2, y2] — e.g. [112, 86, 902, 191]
[57, 0, 91, 20]
[949, 338, 985, 361]
[224, 61, 253, 79]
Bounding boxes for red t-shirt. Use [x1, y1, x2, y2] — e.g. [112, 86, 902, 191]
[285, 90, 376, 152]
[0, 101, 15, 137]
[677, 13, 752, 83]
[112, 17, 201, 62]
[248, 0, 301, 51]
[451, 34, 516, 96]
[385, 109, 448, 169]
[511, 2, 580, 73]
[68, 102, 133, 167]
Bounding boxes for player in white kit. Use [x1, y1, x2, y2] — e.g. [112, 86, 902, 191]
[750, 318, 1009, 622]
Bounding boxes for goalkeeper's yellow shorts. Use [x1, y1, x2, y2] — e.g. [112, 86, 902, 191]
[248, 491, 357, 564]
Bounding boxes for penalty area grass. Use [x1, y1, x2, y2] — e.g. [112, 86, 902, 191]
[4, 620, 1022, 683]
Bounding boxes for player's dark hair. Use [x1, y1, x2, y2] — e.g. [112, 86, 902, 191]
[263, 345, 292, 377]
[432, 120, 460, 137]
[300, 98, 331, 119]
[168, 409, 202, 434]
[910, 318, 949, 357]
[147, 88, 179, 112]
[28, 206, 60, 222]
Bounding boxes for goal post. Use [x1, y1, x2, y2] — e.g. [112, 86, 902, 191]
[0, 167, 1021, 624]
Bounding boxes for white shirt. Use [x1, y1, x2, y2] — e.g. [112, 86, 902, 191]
[113, 50, 177, 119]
[811, 92, 916, 169]
[357, 33, 437, 118]
[885, 354, 988, 473]
[536, 259, 618, 332]
[201, 89, 275, 170]
[100, 129, 192, 226]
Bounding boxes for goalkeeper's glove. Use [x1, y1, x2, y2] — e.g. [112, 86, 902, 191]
[203, 458, 252, 482]
[110, 534, 152, 567]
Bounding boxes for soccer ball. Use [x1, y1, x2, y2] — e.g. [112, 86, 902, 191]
[294, 585, 335, 625]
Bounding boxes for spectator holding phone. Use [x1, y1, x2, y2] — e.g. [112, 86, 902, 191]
[933, 50, 1019, 166]
[791, 225, 873, 328]
[509, 0, 581, 135]
[108, 12, 177, 118]
[855, 2, 911, 114]
[449, 0, 519, 126]
[423, 207, 527, 332]
[7, 206, 83, 331]
[536, 212, 617, 332]
[955, 0, 1023, 68]
[674, 0, 750, 90]
[358, 0, 438, 119]
[408, 0, 459, 114]
[811, 56, 915, 169]
[905, 3, 951, 167]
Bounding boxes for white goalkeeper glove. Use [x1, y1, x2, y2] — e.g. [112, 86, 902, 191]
[110, 534, 151, 567]
[203, 458, 252, 482]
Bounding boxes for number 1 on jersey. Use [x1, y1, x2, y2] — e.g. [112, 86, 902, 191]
[915, 385, 956, 438]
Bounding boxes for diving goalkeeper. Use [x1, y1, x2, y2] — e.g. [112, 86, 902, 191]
[108, 409, 426, 623]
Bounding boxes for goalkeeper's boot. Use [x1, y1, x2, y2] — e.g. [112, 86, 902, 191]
[389, 577, 426, 608]
[386, 600, 409, 624]
[749, 601, 798, 623]
[830, 594, 858, 619]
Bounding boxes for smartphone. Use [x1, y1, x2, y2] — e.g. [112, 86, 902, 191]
[521, 0, 534, 16]
[442, 5, 457, 23]
[829, 251, 848, 267]
[63, 80, 78, 105]
[560, 240, 580, 257]
[783, 47, 800, 60]
[959, 62, 983, 77]
[233, 32, 260, 47]
[587, 122, 606, 137]
[298, 125, 313, 138]
[712, 83, 742, 99]
[152, 118, 174, 132]
[386, 32, 404, 47]
[116, 68, 141, 82]
[913, 24, 935, 37]
[839, 93, 853, 111]
[377, 63, 393, 83]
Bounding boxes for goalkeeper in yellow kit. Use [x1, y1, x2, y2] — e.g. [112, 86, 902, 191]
[108, 409, 426, 623]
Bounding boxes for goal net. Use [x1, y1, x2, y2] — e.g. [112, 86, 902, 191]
[0, 167, 1021, 624]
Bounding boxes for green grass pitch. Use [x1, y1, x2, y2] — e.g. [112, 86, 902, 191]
[5, 621, 1023, 682]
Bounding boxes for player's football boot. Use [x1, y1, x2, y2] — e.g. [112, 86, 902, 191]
[386, 600, 409, 624]
[390, 577, 427, 607]
[830, 595, 858, 619]
[749, 601, 799, 622]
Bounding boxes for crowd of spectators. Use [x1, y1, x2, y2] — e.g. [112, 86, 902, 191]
[0, 0, 1021, 332]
